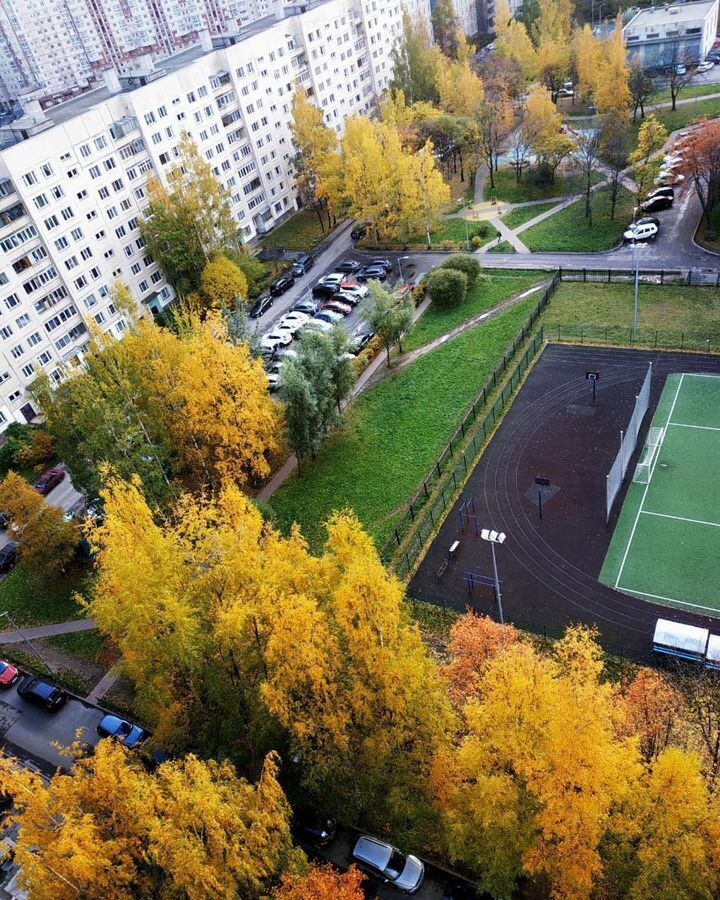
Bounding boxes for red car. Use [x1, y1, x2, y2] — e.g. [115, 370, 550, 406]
[34, 466, 66, 496]
[0, 660, 19, 687]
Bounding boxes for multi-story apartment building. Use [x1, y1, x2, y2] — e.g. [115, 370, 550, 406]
[0, 0, 404, 430]
[623, 0, 719, 68]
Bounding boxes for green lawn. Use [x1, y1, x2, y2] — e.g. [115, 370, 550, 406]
[631, 96, 720, 148]
[259, 209, 333, 251]
[695, 218, 720, 253]
[404, 270, 547, 352]
[521, 186, 635, 252]
[502, 202, 560, 231]
[271, 295, 543, 550]
[484, 166, 604, 203]
[362, 217, 498, 251]
[0, 564, 92, 627]
[543, 281, 720, 347]
[44, 630, 110, 665]
[651, 82, 720, 105]
[489, 240, 516, 254]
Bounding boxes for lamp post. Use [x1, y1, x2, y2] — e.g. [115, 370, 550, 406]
[398, 255, 410, 285]
[0, 610, 55, 673]
[632, 205, 640, 342]
[456, 198, 471, 251]
[480, 529, 506, 625]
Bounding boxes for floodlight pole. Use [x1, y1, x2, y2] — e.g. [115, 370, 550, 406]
[632, 206, 640, 342]
[398, 255, 410, 285]
[489, 541, 504, 625]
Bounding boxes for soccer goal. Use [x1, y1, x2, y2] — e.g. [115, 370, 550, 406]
[633, 426, 665, 484]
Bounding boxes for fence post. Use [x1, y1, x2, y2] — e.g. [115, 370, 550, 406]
[583, 268, 587, 282]
[409, 502, 415, 521]
[423, 481, 429, 499]
[395, 528, 401, 546]
[436, 460, 441, 478]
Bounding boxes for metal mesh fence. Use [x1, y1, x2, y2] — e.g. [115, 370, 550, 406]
[605, 363, 652, 523]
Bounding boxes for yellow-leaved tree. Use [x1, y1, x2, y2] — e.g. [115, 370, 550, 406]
[200, 253, 248, 309]
[629, 113, 669, 202]
[523, 86, 576, 181]
[436, 56, 484, 118]
[573, 25, 603, 101]
[594, 17, 631, 115]
[0, 741, 302, 900]
[435, 627, 639, 899]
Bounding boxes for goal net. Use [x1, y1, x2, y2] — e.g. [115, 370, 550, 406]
[633, 426, 665, 484]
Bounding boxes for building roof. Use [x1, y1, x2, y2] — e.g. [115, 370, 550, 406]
[624, 0, 718, 30]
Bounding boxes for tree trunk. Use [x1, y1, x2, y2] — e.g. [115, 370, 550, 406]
[489, 166, 495, 189]
[314, 205, 326, 233]
[585, 172, 592, 219]
[386, 344, 391, 366]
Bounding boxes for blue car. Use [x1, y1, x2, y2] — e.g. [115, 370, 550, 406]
[97, 714, 147, 748]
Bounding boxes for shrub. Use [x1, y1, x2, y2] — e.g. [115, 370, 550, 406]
[709, 203, 720, 237]
[441, 239, 456, 251]
[471, 235, 484, 249]
[16, 431, 54, 468]
[476, 222, 489, 237]
[427, 269, 468, 308]
[0, 423, 33, 474]
[441, 255, 482, 289]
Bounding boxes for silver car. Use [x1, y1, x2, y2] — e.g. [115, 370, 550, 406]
[352, 835, 425, 893]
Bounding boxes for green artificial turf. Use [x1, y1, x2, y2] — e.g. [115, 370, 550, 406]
[501, 202, 561, 231]
[271, 295, 543, 550]
[521, 187, 635, 252]
[404, 270, 547, 352]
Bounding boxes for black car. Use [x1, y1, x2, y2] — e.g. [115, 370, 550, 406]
[350, 222, 368, 240]
[0, 514, 8, 530]
[291, 809, 337, 848]
[249, 295, 274, 319]
[357, 266, 387, 282]
[0, 542, 17, 574]
[312, 282, 339, 300]
[270, 274, 295, 296]
[641, 194, 673, 213]
[336, 260, 361, 274]
[291, 254, 315, 277]
[17, 676, 67, 712]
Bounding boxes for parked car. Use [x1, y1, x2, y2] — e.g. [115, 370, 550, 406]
[249, 295, 273, 319]
[302, 318, 334, 333]
[321, 300, 352, 316]
[357, 266, 387, 282]
[350, 222, 368, 240]
[260, 331, 293, 353]
[267, 372, 281, 392]
[312, 282, 339, 300]
[314, 309, 344, 325]
[352, 836, 424, 894]
[0, 542, 17, 574]
[34, 467, 66, 497]
[292, 299, 321, 315]
[0, 661, 19, 688]
[706, 51, 720, 63]
[655, 172, 685, 186]
[291, 809, 337, 848]
[369, 258, 393, 271]
[269, 274, 295, 297]
[647, 186, 674, 202]
[277, 348, 299, 361]
[278, 311, 310, 335]
[340, 281, 369, 297]
[624, 218, 659, 242]
[697, 61, 715, 73]
[318, 273, 345, 288]
[349, 329, 374, 354]
[336, 260, 361, 274]
[17, 677, 67, 712]
[291, 254, 315, 277]
[641, 194, 673, 213]
[0, 514, 8, 530]
[334, 290, 361, 307]
[97, 714, 147, 747]
[556, 81, 575, 97]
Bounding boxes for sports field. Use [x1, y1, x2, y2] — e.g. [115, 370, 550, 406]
[601, 373, 720, 614]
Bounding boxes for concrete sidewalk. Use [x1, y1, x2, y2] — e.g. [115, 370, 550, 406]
[0, 618, 97, 644]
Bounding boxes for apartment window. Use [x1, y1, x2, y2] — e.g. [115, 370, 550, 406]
[10, 344, 24, 359]
[131, 262, 141, 275]
[21, 171, 37, 187]
[71, 227, 83, 241]
[67, 167, 79, 179]
[198, 85, 208, 98]
[79, 143, 91, 158]
[98, 186, 110, 200]
[65, 256, 79, 271]
[158, 105, 167, 118]
[27, 332, 42, 347]
[51, 186, 64, 200]
[80, 247, 93, 261]
[40, 162, 53, 178]
[8, 391, 20, 402]
[38, 350, 52, 366]
[20, 364, 34, 379]
[115, 226, 126, 238]
[33, 193, 48, 209]
[151, 132, 162, 145]
[103, 158, 117, 171]
[144, 112, 156, 125]
[186, 90, 196, 103]
[84, 294, 97, 308]
[111, 178, 123, 192]
[74, 276, 87, 290]
[89, 165, 101, 179]
[106, 207, 118, 220]
[124, 245, 134, 258]
[4, 294, 19, 310]
[94, 230, 105, 240]
[139, 280, 149, 292]
[15, 314, 30, 328]
[76, 189, 88, 200]
[0, 326, 12, 339]
[60, 207, 74, 221]
[120, 198, 132, 211]
[94, 136, 108, 150]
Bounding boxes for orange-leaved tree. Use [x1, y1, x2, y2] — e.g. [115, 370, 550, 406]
[442, 611, 519, 705]
[274, 865, 366, 899]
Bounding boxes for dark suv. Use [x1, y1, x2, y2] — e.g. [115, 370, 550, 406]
[17, 676, 67, 712]
[0, 542, 17, 574]
[269, 274, 295, 296]
[249, 295, 273, 319]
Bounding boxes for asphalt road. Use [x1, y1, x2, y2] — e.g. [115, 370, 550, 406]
[0, 679, 104, 775]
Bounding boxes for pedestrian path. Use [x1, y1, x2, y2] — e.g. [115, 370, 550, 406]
[86, 664, 121, 704]
[0, 618, 97, 644]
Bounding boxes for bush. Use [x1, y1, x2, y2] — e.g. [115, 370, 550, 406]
[709, 204, 720, 237]
[441, 239, 456, 251]
[476, 222, 489, 237]
[441, 255, 482, 289]
[16, 431, 54, 468]
[427, 269, 468, 308]
[471, 235, 484, 249]
[0, 423, 33, 474]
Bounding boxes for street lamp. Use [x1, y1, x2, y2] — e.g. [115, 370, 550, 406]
[631, 205, 640, 342]
[398, 255, 410, 285]
[480, 529, 506, 625]
[0, 611, 55, 673]
[456, 198, 471, 251]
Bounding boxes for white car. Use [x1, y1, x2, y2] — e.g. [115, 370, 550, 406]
[260, 330, 292, 352]
[319, 273, 345, 287]
[302, 318, 333, 333]
[266, 372, 280, 391]
[698, 61, 715, 73]
[663, 153, 682, 164]
[277, 311, 310, 335]
[654, 172, 685, 186]
[339, 283, 369, 298]
[334, 290, 361, 307]
[352, 836, 424, 894]
[624, 221, 659, 243]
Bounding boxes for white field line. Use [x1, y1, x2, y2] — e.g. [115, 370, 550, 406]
[616, 584, 720, 614]
[669, 422, 720, 432]
[684, 372, 720, 379]
[614, 374, 685, 589]
[641, 509, 720, 529]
